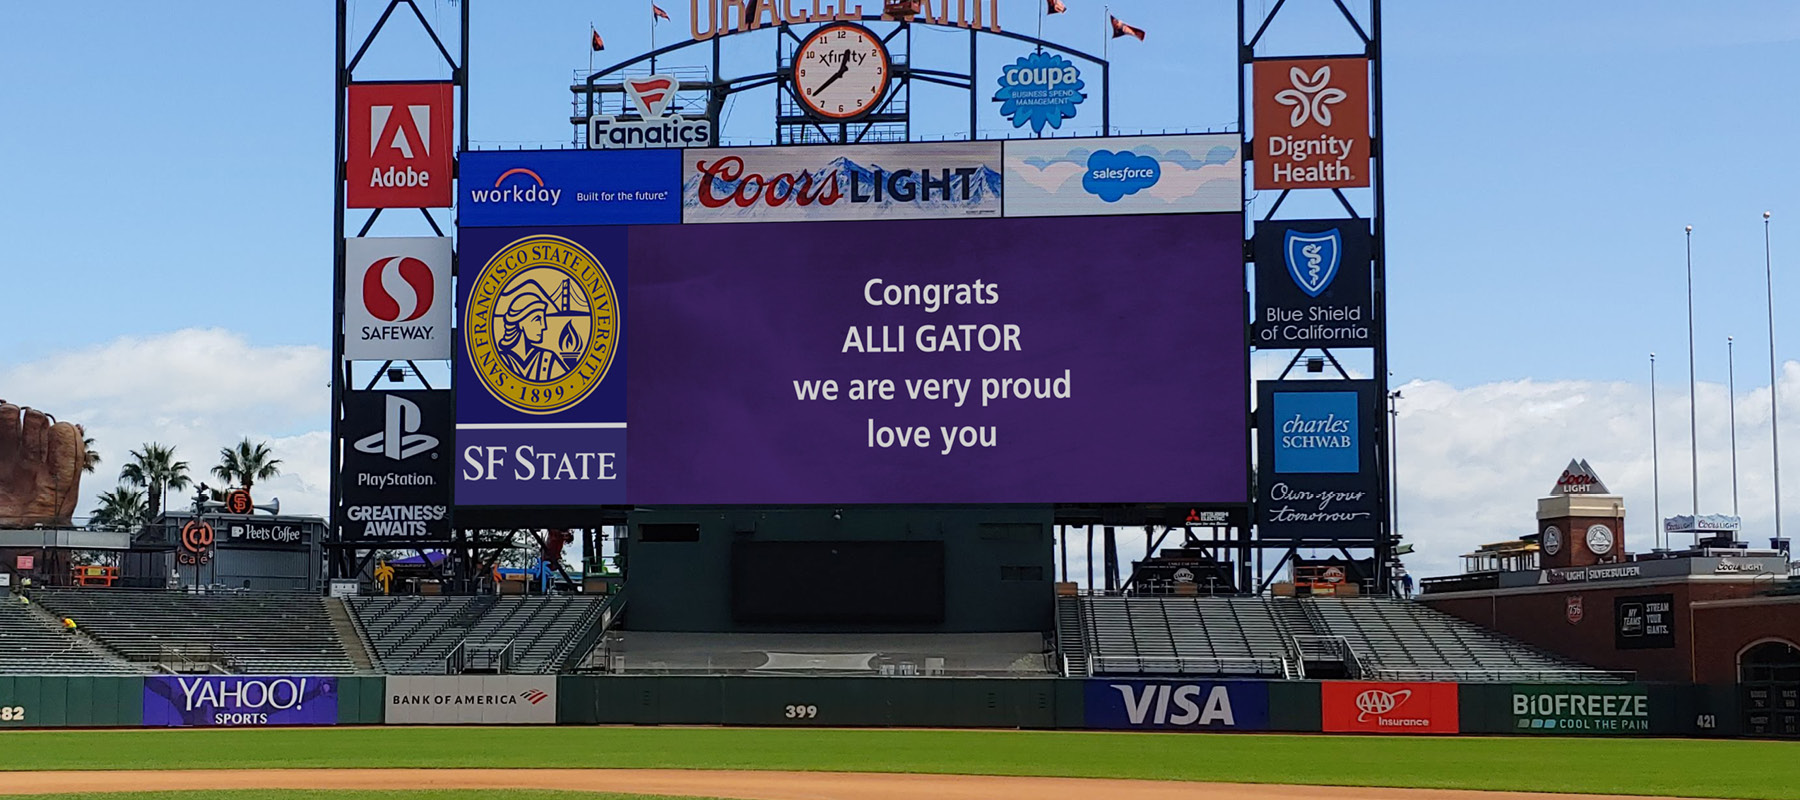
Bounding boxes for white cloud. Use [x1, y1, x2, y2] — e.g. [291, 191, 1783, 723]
[1395, 364, 1800, 577]
[0, 328, 329, 521]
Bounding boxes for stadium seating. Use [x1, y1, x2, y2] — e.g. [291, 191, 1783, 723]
[1059, 594, 1620, 682]
[28, 589, 357, 674]
[348, 595, 608, 674]
[1302, 597, 1614, 682]
[1073, 596, 1295, 677]
[595, 631, 1052, 676]
[0, 596, 141, 675]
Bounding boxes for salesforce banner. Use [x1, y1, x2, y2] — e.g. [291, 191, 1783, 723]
[1084, 680, 1270, 731]
[143, 676, 337, 727]
[1002, 134, 1240, 218]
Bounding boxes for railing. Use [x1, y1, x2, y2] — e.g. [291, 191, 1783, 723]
[1087, 654, 1288, 678]
[1362, 666, 1636, 684]
[467, 640, 515, 673]
[443, 640, 467, 675]
[157, 644, 238, 674]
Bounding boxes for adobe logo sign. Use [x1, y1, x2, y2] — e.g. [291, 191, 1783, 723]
[1321, 681, 1459, 734]
[343, 237, 453, 360]
[1253, 57, 1370, 190]
[346, 83, 455, 208]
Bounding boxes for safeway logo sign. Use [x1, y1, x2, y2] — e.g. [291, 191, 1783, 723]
[343, 237, 453, 360]
[1253, 57, 1368, 190]
[347, 82, 454, 208]
[1322, 682, 1458, 734]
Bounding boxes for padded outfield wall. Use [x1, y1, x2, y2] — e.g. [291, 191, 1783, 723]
[0, 674, 1765, 738]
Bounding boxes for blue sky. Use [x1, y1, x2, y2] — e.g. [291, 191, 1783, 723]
[4, 1, 1797, 389]
[3, 1, 1800, 571]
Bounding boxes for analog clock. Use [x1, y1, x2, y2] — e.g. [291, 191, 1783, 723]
[793, 23, 891, 121]
[1541, 525, 1562, 556]
[1585, 524, 1615, 556]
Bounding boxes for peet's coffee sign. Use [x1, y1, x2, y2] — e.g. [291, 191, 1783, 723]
[227, 522, 306, 545]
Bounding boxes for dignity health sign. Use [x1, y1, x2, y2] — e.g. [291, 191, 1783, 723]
[143, 676, 337, 727]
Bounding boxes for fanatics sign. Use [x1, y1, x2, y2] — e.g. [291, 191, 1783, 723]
[347, 83, 455, 208]
[1253, 58, 1369, 190]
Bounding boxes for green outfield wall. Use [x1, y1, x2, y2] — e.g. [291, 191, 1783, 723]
[0, 674, 1782, 739]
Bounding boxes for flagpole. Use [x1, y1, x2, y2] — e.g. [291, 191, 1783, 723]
[589, 22, 595, 77]
[1104, 6, 1110, 63]
[650, 3, 657, 74]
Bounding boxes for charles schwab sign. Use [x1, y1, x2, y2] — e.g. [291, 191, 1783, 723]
[1256, 380, 1380, 542]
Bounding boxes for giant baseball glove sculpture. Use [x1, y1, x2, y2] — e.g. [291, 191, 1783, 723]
[0, 401, 86, 527]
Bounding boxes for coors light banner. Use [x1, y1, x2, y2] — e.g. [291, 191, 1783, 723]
[143, 676, 338, 727]
[681, 142, 1003, 223]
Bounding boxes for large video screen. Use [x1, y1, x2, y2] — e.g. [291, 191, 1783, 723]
[454, 137, 1246, 507]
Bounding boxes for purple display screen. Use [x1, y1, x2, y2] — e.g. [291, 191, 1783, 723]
[623, 214, 1246, 504]
[143, 676, 338, 727]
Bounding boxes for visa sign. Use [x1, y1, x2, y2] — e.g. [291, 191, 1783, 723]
[1083, 680, 1270, 731]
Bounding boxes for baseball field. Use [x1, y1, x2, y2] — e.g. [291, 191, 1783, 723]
[1, 727, 1797, 800]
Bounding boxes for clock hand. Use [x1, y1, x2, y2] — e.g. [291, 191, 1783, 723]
[811, 59, 851, 96]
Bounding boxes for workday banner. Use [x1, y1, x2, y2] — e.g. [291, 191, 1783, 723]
[1083, 680, 1270, 731]
[143, 676, 338, 727]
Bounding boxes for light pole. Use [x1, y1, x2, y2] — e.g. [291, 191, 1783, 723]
[1685, 225, 1699, 521]
[1729, 336, 1739, 517]
[1651, 353, 1663, 551]
[1766, 211, 1783, 545]
[1388, 387, 1403, 546]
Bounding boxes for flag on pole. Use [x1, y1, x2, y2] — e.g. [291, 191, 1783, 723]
[653, 4, 671, 22]
[1047, 0, 1067, 14]
[1110, 15, 1145, 40]
[591, 28, 605, 51]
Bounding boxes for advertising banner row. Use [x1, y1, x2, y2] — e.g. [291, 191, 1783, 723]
[4, 675, 1766, 738]
[456, 134, 1241, 228]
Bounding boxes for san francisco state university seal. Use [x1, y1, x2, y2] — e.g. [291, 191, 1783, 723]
[465, 234, 619, 415]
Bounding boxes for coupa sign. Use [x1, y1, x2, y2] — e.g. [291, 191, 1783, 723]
[1083, 681, 1270, 731]
[143, 676, 338, 727]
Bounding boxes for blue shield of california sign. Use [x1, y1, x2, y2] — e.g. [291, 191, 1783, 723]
[1284, 228, 1341, 297]
[1253, 219, 1373, 349]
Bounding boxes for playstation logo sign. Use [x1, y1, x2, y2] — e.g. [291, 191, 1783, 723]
[355, 395, 440, 461]
[339, 390, 452, 543]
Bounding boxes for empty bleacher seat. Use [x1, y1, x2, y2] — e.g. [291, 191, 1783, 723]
[30, 590, 357, 675]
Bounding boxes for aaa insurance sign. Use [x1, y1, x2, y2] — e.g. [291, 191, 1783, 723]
[347, 82, 454, 208]
[344, 237, 453, 360]
[1253, 58, 1369, 190]
[1322, 682, 1459, 734]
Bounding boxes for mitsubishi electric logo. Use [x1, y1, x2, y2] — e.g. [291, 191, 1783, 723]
[588, 74, 714, 149]
[354, 395, 439, 461]
[1273, 65, 1348, 127]
[1284, 228, 1341, 297]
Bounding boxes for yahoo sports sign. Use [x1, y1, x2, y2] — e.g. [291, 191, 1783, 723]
[143, 676, 337, 727]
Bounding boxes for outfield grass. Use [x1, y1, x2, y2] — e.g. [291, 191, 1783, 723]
[1, 727, 1797, 799]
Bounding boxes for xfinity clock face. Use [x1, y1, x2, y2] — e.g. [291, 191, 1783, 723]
[793, 23, 890, 121]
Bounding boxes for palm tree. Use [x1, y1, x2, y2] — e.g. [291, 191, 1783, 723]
[79, 426, 100, 474]
[212, 438, 282, 493]
[90, 487, 148, 531]
[119, 443, 191, 519]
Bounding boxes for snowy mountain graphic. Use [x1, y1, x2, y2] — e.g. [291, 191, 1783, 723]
[684, 153, 1003, 221]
